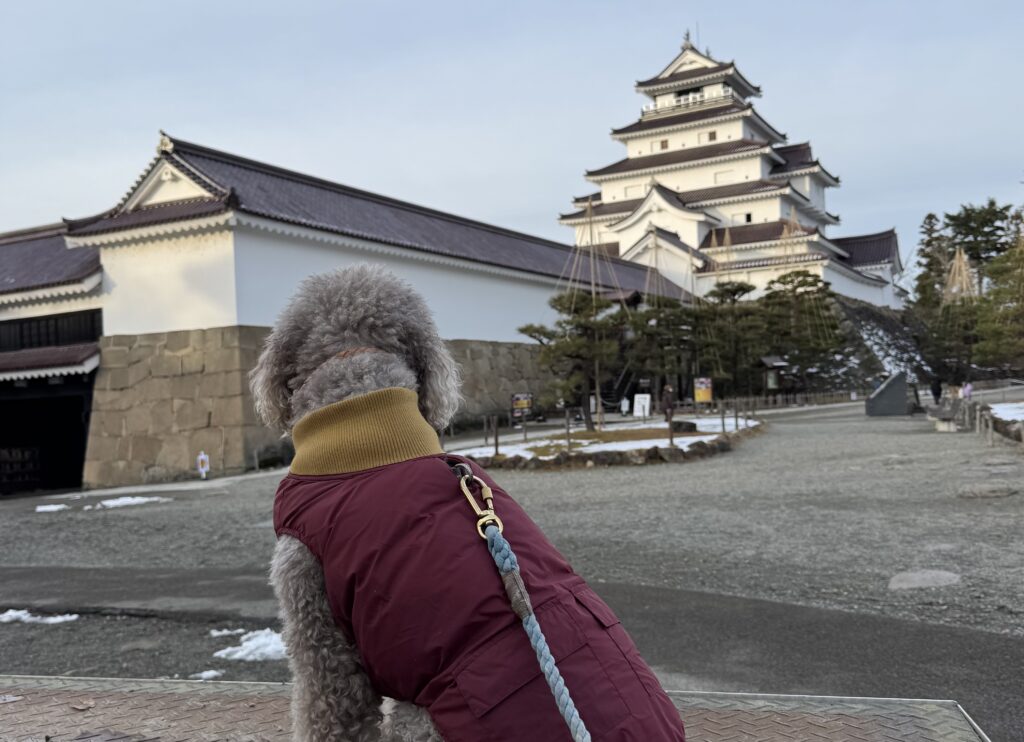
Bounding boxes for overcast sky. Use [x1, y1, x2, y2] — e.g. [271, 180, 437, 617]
[2, 1, 1022, 269]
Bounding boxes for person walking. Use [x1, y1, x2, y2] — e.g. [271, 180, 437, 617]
[962, 381, 973, 401]
[930, 377, 943, 405]
[661, 383, 675, 423]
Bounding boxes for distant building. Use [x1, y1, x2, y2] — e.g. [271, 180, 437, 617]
[559, 36, 905, 308]
[1, 134, 679, 492]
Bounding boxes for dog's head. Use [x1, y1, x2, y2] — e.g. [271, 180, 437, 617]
[250, 265, 461, 432]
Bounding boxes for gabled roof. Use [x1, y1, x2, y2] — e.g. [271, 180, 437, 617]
[833, 229, 901, 272]
[0, 225, 100, 297]
[635, 62, 761, 98]
[700, 220, 818, 249]
[643, 226, 710, 261]
[63, 135, 682, 297]
[586, 139, 770, 179]
[559, 180, 788, 223]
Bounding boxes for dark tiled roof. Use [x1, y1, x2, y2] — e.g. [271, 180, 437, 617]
[0, 227, 100, 297]
[586, 139, 768, 178]
[770, 142, 839, 181]
[0, 342, 100, 373]
[636, 63, 733, 89]
[700, 252, 827, 273]
[572, 192, 602, 206]
[644, 227, 709, 260]
[833, 229, 900, 269]
[66, 199, 231, 236]
[560, 198, 643, 221]
[560, 180, 786, 222]
[700, 220, 817, 249]
[66, 137, 682, 298]
[611, 102, 749, 136]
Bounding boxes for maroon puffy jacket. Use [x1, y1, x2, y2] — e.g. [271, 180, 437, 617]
[274, 388, 685, 741]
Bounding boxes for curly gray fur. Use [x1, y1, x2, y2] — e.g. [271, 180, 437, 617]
[259, 266, 454, 741]
[270, 536, 383, 742]
[250, 265, 462, 433]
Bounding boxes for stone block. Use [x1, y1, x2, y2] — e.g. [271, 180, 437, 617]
[128, 345, 156, 364]
[223, 429, 246, 471]
[181, 351, 205, 375]
[221, 327, 242, 348]
[238, 326, 271, 349]
[150, 399, 174, 432]
[93, 389, 131, 411]
[174, 398, 209, 430]
[130, 436, 163, 465]
[101, 347, 130, 368]
[156, 435, 192, 472]
[203, 328, 224, 351]
[212, 396, 245, 427]
[105, 367, 130, 391]
[205, 349, 241, 373]
[151, 354, 183, 377]
[126, 405, 153, 435]
[134, 332, 167, 347]
[85, 434, 119, 463]
[97, 410, 126, 437]
[164, 330, 194, 353]
[138, 376, 171, 400]
[105, 335, 133, 350]
[198, 372, 227, 398]
[127, 361, 151, 387]
[170, 375, 200, 399]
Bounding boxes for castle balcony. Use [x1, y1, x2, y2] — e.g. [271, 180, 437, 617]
[641, 87, 742, 118]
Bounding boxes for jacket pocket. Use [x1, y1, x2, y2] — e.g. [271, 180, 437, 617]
[571, 584, 663, 699]
[456, 594, 629, 737]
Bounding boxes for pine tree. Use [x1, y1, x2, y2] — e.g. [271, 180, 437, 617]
[911, 213, 952, 312]
[944, 198, 1014, 295]
[626, 295, 691, 407]
[697, 281, 764, 396]
[519, 291, 621, 431]
[760, 271, 840, 391]
[976, 236, 1024, 371]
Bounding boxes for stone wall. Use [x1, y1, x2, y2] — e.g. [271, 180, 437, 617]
[82, 331, 550, 487]
[447, 339, 552, 423]
[83, 326, 277, 488]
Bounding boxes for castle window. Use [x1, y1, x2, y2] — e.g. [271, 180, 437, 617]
[660, 139, 669, 150]
[708, 131, 717, 142]
[745, 213, 753, 223]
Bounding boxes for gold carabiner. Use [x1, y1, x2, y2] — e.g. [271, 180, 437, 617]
[459, 474, 504, 539]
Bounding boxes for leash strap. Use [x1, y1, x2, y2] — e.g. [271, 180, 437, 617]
[451, 462, 591, 742]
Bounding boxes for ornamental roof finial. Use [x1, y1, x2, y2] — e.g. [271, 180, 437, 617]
[157, 131, 174, 155]
[682, 29, 693, 48]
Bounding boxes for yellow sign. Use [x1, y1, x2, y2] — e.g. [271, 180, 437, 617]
[694, 377, 713, 403]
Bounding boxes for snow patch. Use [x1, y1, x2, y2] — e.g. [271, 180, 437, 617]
[209, 628, 247, 637]
[213, 628, 286, 661]
[83, 496, 173, 510]
[189, 669, 224, 680]
[990, 402, 1024, 422]
[0, 609, 79, 624]
[35, 504, 70, 513]
[576, 434, 722, 454]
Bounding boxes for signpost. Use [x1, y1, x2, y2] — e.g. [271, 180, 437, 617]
[632, 393, 651, 421]
[695, 377, 713, 405]
[511, 393, 533, 441]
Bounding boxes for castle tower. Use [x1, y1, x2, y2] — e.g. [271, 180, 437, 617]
[559, 36, 905, 308]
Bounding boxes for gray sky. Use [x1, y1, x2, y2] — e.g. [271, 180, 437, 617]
[2, 1, 1022, 270]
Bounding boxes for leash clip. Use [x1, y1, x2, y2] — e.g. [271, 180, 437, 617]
[459, 474, 504, 539]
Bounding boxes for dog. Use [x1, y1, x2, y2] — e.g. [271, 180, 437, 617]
[251, 265, 686, 741]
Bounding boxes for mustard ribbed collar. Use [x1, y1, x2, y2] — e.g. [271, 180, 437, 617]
[289, 387, 443, 475]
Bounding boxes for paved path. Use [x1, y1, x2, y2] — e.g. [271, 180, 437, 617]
[2, 402, 1022, 738]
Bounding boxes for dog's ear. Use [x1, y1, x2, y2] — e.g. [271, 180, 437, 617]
[250, 315, 302, 434]
[413, 332, 462, 431]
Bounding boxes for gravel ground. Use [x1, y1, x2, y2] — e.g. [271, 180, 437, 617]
[4, 405, 1022, 635]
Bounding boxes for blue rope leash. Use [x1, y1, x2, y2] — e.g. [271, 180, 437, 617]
[485, 524, 591, 742]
